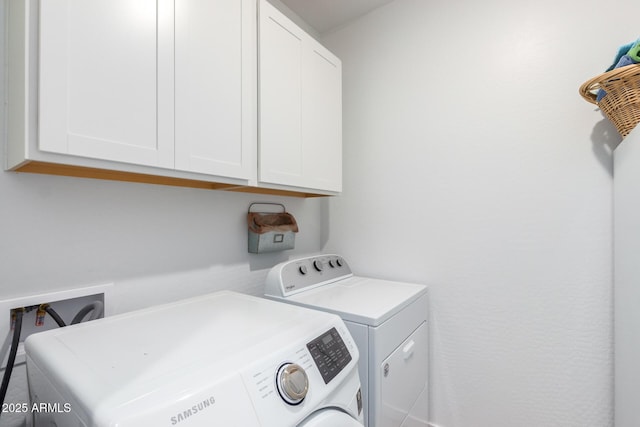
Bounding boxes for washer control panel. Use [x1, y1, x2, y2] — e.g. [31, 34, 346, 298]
[242, 319, 360, 425]
[307, 327, 352, 384]
[268, 254, 353, 296]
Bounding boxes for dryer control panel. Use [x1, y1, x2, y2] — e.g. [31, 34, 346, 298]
[265, 254, 353, 297]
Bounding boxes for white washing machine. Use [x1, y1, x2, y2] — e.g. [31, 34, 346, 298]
[24, 291, 364, 427]
[265, 254, 429, 427]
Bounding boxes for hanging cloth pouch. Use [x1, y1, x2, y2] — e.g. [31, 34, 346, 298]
[247, 203, 298, 253]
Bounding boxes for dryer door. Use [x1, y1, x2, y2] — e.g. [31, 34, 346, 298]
[298, 409, 362, 427]
[379, 321, 428, 426]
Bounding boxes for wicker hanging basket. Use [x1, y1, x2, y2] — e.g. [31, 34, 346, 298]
[579, 64, 640, 138]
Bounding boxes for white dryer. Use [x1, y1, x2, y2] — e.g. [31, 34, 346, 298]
[265, 255, 429, 427]
[25, 291, 364, 427]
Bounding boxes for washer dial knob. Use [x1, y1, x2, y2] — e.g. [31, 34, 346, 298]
[276, 363, 309, 405]
[313, 260, 324, 272]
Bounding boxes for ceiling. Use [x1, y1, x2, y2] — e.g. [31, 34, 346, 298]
[278, 0, 396, 34]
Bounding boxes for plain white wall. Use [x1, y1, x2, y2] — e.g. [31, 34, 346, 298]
[613, 127, 640, 426]
[321, 0, 624, 426]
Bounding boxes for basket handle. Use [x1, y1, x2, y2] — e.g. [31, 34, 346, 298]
[579, 64, 640, 104]
[248, 202, 286, 214]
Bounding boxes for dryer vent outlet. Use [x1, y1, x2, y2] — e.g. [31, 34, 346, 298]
[0, 283, 114, 369]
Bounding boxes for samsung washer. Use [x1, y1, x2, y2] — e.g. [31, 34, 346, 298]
[25, 291, 364, 426]
[265, 254, 429, 427]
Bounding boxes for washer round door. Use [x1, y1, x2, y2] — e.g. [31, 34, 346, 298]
[298, 409, 362, 427]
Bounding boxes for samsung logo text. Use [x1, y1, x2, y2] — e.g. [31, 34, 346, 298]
[170, 396, 216, 425]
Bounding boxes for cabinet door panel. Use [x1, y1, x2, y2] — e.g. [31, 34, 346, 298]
[303, 45, 342, 192]
[258, 1, 304, 185]
[39, 0, 173, 168]
[174, 0, 252, 179]
[258, 0, 342, 193]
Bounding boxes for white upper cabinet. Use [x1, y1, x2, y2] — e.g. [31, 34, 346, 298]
[39, 0, 175, 168]
[258, 0, 342, 193]
[7, 0, 337, 196]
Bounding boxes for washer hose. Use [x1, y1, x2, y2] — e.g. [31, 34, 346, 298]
[43, 305, 66, 327]
[0, 300, 103, 417]
[0, 309, 24, 419]
[71, 301, 104, 325]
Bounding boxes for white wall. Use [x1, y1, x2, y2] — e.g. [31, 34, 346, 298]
[322, 0, 623, 426]
[613, 127, 640, 427]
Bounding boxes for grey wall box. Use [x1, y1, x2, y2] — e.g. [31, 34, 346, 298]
[247, 203, 299, 253]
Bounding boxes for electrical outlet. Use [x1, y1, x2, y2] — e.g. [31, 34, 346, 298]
[0, 283, 114, 369]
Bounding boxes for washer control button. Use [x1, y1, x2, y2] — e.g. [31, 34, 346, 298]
[299, 265, 308, 275]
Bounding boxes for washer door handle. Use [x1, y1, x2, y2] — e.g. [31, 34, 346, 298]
[402, 340, 415, 360]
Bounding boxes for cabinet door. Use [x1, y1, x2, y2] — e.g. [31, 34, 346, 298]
[39, 0, 174, 168]
[174, 0, 255, 179]
[302, 42, 342, 192]
[258, 0, 304, 187]
[258, 0, 342, 192]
